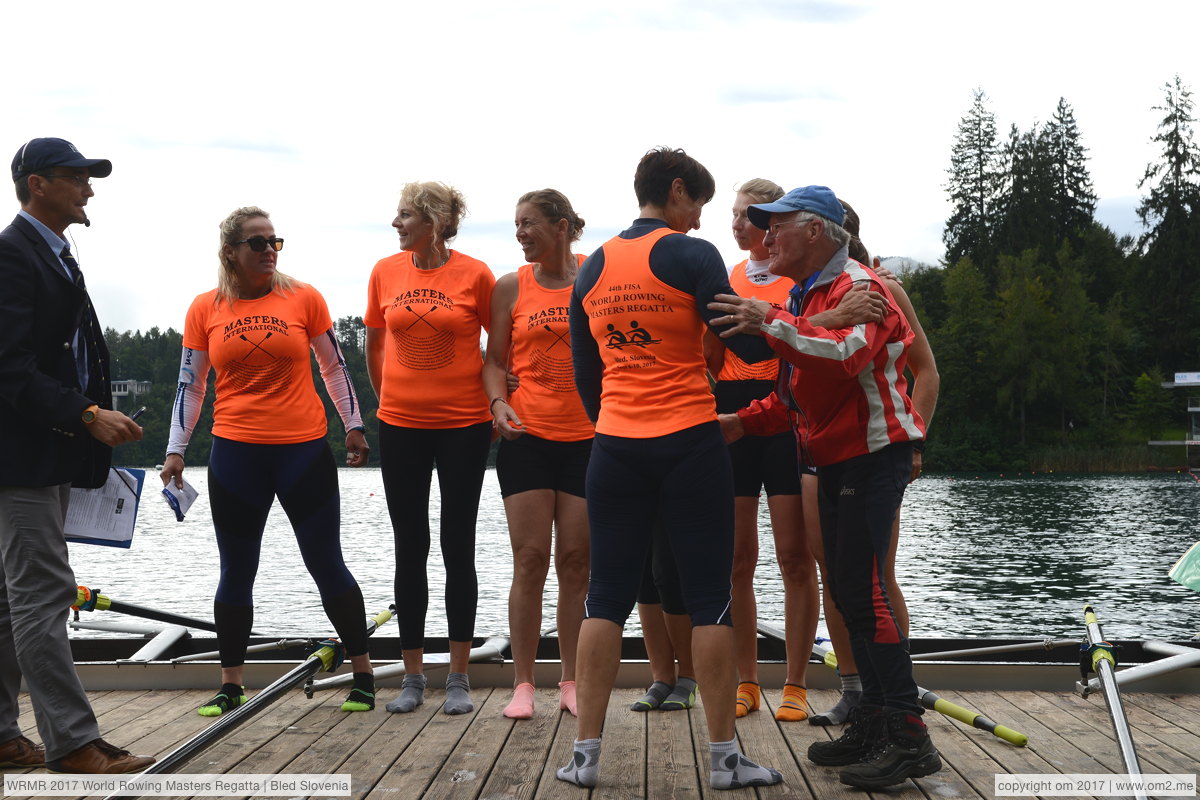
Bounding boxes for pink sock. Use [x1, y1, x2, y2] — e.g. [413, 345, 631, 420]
[504, 682, 535, 719]
[559, 680, 578, 716]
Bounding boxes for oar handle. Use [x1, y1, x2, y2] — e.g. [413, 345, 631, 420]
[921, 690, 1028, 747]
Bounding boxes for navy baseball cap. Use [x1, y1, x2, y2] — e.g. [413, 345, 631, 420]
[11, 138, 112, 182]
[748, 185, 845, 230]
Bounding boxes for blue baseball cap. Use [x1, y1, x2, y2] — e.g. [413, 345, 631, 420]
[11, 138, 112, 182]
[748, 185, 845, 230]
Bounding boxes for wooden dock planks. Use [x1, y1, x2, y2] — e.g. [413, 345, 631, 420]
[2, 689, 1197, 800]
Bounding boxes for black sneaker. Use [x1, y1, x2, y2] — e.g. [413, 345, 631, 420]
[839, 708, 942, 788]
[807, 704, 884, 766]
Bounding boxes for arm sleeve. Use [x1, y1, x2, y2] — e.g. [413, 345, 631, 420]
[570, 252, 604, 423]
[312, 328, 364, 431]
[649, 235, 775, 364]
[165, 347, 211, 457]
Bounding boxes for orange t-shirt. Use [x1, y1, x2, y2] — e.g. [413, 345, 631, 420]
[507, 261, 593, 442]
[183, 283, 332, 445]
[582, 228, 714, 438]
[365, 250, 495, 428]
[716, 261, 791, 382]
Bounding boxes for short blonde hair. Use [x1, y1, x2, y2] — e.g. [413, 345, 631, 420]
[737, 178, 784, 205]
[215, 206, 294, 308]
[400, 181, 467, 247]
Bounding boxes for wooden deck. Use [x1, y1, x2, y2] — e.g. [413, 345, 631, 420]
[6, 687, 1199, 799]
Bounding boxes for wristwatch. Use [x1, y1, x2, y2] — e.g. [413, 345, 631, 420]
[81, 405, 99, 424]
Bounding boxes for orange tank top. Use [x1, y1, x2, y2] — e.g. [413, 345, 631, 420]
[716, 261, 791, 382]
[582, 228, 714, 438]
[508, 261, 593, 441]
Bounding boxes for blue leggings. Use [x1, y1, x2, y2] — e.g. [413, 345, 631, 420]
[585, 422, 734, 628]
[208, 436, 367, 666]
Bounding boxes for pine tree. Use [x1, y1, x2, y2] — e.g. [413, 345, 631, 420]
[1044, 98, 1097, 244]
[1134, 75, 1200, 373]
[943, 89, 1002, 269]
[993, 123, 1057, 261]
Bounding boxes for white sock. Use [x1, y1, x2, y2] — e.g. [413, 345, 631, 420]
[556, 737, 601, 787]
[709, 739, 782, 790]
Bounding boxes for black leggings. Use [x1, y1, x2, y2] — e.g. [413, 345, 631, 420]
[585, 422, 734, 628]
[208, 436, 367, 667]
[379, 420, 491, 649]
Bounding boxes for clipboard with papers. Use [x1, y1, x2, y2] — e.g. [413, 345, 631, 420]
[65, 467, 144, 548]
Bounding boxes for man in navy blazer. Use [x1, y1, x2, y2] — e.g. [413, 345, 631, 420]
[0, 138, 153, 773]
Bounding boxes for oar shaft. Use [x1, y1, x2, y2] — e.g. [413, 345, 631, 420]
[73, 587, 221, 633]
[104, 608, 393, 798]
[1082, 605, 1145, 792]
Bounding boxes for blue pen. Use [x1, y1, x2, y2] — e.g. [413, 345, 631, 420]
[130, 406, 147, 421]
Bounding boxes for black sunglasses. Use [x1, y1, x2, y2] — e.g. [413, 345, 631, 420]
[234, 236, 285, 252]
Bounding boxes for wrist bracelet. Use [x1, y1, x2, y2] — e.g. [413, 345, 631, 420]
[912, 439, 926, 454]
[490, 397, 508, 411]
[349, 425, 366, 433]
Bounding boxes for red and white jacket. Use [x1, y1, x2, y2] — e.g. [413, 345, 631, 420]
[736, 249, 925, 467]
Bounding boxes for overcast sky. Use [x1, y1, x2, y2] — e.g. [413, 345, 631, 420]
[4, 0, 1194, 340]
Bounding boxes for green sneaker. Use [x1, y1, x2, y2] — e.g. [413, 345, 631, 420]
[197, 685, 247, 717]
[341, 687, 375, 712]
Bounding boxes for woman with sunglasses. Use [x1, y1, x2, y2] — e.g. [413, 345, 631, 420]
[481, 189, 591, 719]
[365, 182, 495, 716]
[160, 206, 375, 717]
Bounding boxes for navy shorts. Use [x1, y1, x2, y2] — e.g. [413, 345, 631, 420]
[496, 433, 593, 498]
[716, 379, 802, 497]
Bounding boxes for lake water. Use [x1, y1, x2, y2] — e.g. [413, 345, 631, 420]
[68, 470, 1200, 642]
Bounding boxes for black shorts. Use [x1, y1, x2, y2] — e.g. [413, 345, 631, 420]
[496, 434, 593, 498]
[729, 431, 803, 497]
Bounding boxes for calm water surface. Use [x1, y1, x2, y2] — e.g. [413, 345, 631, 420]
[68, 470, 1200, 641]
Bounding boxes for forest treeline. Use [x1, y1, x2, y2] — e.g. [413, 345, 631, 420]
[106, 77, 1199, 473]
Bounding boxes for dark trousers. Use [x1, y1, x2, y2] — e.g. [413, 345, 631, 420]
[818, 442, 919, 714]
[378, 420, 491, 649]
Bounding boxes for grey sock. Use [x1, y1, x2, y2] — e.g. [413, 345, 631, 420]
[385, 673, 426, 713]
[660, 676, 698, 711]
[556, 737, 601, 787]
[809, 689, 862, 726]
[630, 680, 673, 711]
[709, 739, 782, 789]
[443, 672, 473, 715]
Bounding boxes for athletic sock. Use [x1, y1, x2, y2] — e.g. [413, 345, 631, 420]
[558, 680, 577, 716]
[630, 680, 672, 711]
[503, 682, 535, 719]
[443, 672, 473, 715]
[660, 676, 698, 711]
[341, 672, 375, 712]
[709, 739, 783, 789]
[735, 682, 760, 718]
[385, 673, 426, 713]
[556, 737, 601, 787]
[775, 684, 809, 721]
[197, 682, 246, 717]
[810, 673, 863, 725]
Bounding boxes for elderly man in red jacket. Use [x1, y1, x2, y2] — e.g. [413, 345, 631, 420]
[710, 185, 938, 790]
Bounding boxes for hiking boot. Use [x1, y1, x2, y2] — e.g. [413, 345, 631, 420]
[839, 707, 942, 788]
[807, 704, 884, 766]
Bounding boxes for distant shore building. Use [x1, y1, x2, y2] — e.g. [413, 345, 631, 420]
[1159, 372, 1200, 472]
[111, 379, 151, 413]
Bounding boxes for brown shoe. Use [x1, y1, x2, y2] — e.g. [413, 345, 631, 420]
[0, 735, 45, 767]
[47, 739, 155, 774]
